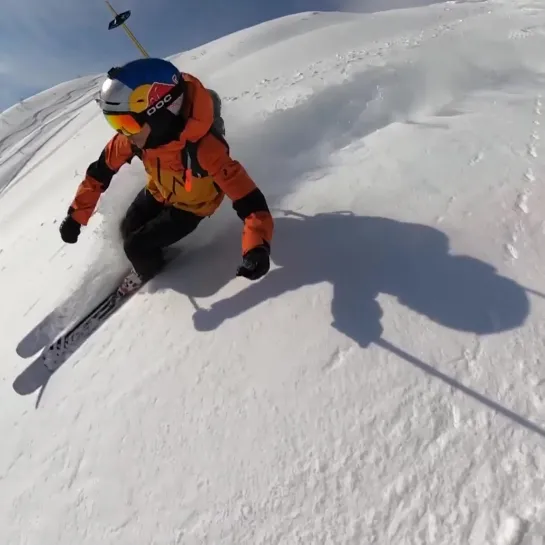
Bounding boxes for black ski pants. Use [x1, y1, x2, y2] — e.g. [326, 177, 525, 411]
[120, 188, 203, 278]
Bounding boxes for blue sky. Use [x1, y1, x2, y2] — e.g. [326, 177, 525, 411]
[0, 0, 345, 112]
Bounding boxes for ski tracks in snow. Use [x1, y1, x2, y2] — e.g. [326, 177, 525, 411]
[224, 3, 483, 112]
[0, 79, 100, 195]
[505, 94, 542, 261]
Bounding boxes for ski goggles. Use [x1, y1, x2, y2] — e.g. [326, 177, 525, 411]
[103, 112, 144, 136]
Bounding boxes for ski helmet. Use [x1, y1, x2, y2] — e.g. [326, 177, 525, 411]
[97, 57, 185, 137]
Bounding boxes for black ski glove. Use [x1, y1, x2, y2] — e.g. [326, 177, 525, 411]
[236, 245, 270, 280]
[59, 215, 81, 244]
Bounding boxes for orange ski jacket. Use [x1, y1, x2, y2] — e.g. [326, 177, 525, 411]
[68, 72, 273, 256]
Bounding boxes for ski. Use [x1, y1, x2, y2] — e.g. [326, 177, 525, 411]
[41, 248, 182, 371]
[41, 275, 141, 371]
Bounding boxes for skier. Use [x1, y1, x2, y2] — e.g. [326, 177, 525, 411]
[59, 57, 273, 291]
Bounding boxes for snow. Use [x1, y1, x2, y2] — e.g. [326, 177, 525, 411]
[2, 1, 545, 543]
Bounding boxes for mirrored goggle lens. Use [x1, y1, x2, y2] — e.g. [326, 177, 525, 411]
[104, 113, 142, 136]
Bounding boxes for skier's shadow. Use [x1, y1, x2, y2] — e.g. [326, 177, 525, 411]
[190, 210, 529, 343]
[184, 210, 545, 438]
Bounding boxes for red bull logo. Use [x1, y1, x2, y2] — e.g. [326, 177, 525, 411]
[148, 82, 175, 107]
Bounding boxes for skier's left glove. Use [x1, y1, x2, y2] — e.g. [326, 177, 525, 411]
[59, 214, 81, 244]
[236, 245, 270, 280]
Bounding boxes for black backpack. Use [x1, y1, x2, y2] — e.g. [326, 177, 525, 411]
[207, 88, 225, 137]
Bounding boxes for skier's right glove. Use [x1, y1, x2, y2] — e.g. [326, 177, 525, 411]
[59, 215, 81, 244]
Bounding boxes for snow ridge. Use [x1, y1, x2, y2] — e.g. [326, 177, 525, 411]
[2, 3, 545, 545]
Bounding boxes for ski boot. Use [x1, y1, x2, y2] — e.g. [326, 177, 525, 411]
[118, 269, 145, 296]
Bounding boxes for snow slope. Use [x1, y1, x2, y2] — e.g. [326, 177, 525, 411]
[2, 1, 545, 543]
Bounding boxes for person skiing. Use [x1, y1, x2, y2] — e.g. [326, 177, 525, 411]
[58, 57, 273, 290]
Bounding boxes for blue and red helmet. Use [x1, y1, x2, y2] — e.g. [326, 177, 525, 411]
[97, 57, 185, 136]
